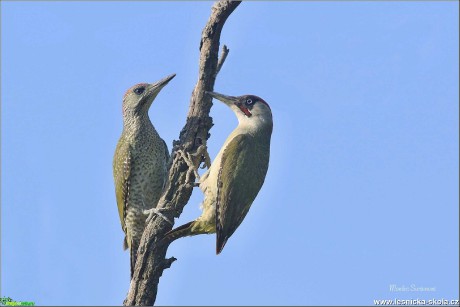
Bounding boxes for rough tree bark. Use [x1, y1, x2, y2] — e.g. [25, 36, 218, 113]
[124, 1, 241, 305]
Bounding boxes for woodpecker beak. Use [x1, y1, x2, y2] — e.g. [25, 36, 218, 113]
[206, 91, 252, 117]
[206, 91, 238, 105]
[148, 73, 176, 95]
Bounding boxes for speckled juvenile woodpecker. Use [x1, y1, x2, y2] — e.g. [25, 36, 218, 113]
[113, 73, 175, 276]
[164, 91, 273, 254]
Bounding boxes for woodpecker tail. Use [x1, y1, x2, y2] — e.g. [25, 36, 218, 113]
[162, 221, 195, 243]
[216, 234, 229, 255]
[129, 242, 139, 279]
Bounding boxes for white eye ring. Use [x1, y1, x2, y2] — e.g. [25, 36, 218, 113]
[246, 99, 253, 105]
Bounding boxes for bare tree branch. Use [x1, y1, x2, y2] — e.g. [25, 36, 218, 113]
[215, 45, 230, 78]
[123, 1, 241, 305]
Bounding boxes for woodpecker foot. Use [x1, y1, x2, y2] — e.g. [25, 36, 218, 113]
[176, 145, 210, 183]
[197, 144, 212, 170]
[143, 208, 174, 226]
[176, 149, 198, 178]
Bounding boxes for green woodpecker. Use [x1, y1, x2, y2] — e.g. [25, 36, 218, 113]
[113, 73, 175, 277]
[165, 91, 273, 254]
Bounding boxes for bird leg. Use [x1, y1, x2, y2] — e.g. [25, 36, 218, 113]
[143, 207, 174, 225]
[175, 149, 198, 184]
[175, 144, 211, 183]
[197, 144, 212, 170]
[142, 197, 174, 225]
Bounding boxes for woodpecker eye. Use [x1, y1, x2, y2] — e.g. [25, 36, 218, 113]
[245, 98, 253, 106]
[133, 87, 145, 95]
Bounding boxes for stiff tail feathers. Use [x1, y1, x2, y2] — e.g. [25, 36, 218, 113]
[130, 246, 135, 278]
[162, 221, 195, 243]
[216, 232, 229, 255]
[129, 241, 139, 279]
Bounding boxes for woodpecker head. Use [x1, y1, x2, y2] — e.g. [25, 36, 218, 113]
[122, 73, 175, 118]
[206, 91, 273, 128]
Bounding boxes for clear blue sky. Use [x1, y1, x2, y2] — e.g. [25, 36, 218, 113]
[1, 1, 458, 306]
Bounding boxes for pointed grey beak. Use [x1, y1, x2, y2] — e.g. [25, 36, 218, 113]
[206, 91, 238, 107]
[148, 73, 176, 94]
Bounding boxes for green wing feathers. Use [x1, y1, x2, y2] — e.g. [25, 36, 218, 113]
[113, 139, 132, 248]
[216, 134, 270, 254]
